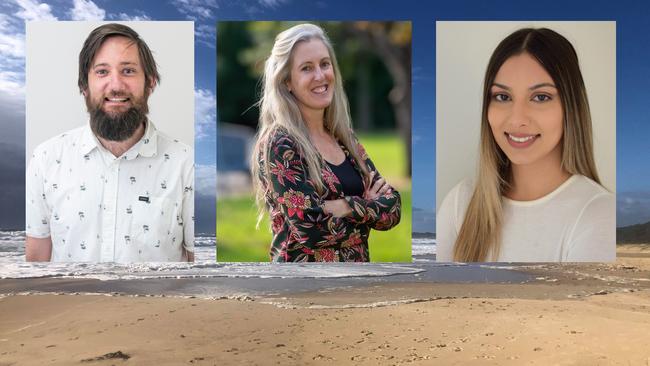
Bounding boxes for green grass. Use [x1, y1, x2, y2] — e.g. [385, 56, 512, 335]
[216, 196, 271, 262]
[217, 190, 411, 262]
[357, 132, 407, 179]
[217, 133, 411, 262]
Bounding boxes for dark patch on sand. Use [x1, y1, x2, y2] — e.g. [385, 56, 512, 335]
[80, 351, 130, 362]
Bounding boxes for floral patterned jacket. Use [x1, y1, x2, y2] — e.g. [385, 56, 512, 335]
[259, 129, 401, 262]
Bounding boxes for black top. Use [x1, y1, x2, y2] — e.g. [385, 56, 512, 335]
[327, 157, 364, 197]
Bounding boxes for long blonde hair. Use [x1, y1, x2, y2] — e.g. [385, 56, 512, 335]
[251, 23, 368, 225]
[454, 28, 601, 262]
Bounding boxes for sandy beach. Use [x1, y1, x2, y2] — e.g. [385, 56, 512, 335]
[1, 244, 649, 365]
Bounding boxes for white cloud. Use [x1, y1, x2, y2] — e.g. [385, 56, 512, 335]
[170, 0, 218, 20]
[0, 13, 12, 30]
[115, 12, 152, 21]
[0, 70, 25, 97]
[195, 163, 216, 197]
[0, 29, 25, 59]
[243, 0, 289, 15]
[13, 0, 57, 21]
[257, 0, 288, 7]
[0, 3, 33, 98]
[195, 23, 216, 49]
[195, 88, 216, 140]
[68, 0, 105, 21]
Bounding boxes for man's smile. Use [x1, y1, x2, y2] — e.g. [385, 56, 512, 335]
[105, 97, 129, 102]
[102, 94, 133, 109]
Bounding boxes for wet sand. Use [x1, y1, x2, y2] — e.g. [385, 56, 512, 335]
[1, 244, 649, 365]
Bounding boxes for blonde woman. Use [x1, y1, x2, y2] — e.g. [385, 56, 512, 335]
[251, 23, 401, 262]
[437, 28, 614, 262]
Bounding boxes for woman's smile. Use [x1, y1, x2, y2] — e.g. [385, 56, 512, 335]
[311, 84, 328, 94]
[505, 132, 541, 148]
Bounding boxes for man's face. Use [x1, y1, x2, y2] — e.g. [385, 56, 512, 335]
[85, 36, 151, 141]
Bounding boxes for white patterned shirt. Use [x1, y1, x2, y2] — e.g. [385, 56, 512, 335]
[26, 121, 194, 262]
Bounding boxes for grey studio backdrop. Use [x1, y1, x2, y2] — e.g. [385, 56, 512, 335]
[435, 21, 616, 212]
[26, 21, 194, 158]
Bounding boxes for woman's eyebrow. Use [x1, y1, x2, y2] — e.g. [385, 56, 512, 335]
[492, 82, 557, 90]
[529, 82, 557, 90]
[298, 57, 330, 66]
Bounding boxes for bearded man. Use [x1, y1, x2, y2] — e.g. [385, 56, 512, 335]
[26, 23, 194, 262]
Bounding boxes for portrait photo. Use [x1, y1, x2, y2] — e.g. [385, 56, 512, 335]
[216, 21, 412, 262]
[436, 21, 616, 262]
[25, 21, 195, 263]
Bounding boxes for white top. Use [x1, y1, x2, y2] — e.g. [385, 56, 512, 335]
[26, 121, 194, 263]
[436, 175, 615, 262]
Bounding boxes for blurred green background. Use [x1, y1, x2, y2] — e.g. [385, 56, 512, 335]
[216, 21, 412, 262]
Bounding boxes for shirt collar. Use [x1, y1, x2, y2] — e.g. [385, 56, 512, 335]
[80, 125, 98, 156]
[79, 120, 159, 160]
[127, 120, 158, 159]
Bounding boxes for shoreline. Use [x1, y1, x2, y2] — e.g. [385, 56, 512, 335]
[1, 244, 648, 365]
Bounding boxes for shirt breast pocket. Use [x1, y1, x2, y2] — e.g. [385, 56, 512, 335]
[129, 196, 179, 250]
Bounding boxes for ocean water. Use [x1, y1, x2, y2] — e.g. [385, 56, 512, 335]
[0, 231, 536, 299]
[0, 231, 431, 280]
[412, 238, 436, 256]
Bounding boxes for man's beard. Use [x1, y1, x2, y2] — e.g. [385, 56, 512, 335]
[86, 90, 149, 142]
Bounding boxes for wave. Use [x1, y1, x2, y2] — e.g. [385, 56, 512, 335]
[0, 230, 429, 280]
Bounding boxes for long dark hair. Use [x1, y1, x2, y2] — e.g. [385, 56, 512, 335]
[454, 28, 601, 262]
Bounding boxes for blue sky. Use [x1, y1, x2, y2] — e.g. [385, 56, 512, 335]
[0, 0, 649, 231]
